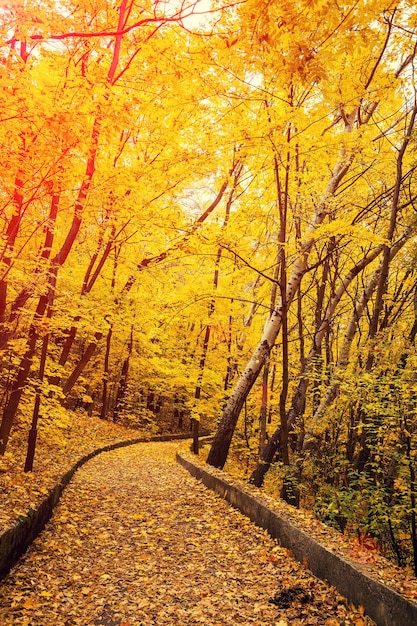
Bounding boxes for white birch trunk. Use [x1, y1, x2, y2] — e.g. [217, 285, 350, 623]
[207, 113, 357, 468]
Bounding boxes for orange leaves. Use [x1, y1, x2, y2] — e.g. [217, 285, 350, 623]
[22, 597, 38, 610]
[0, 440, 383, 625]
[402, 581, 417, 600]
[1, 433, 416, 626]
[0, 411, 144, 534]
[349, 535, 381, 565]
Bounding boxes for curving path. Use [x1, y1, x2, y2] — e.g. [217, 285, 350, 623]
[0, 442, 374, 625]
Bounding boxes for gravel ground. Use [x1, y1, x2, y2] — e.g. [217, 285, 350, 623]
[0, 442, 375, 625]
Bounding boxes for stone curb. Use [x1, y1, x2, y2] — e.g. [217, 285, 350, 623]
[176, 452, 417, 626]
[0, 432, 193, 581]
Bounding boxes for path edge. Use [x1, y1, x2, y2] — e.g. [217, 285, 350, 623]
[176, 451, 417, 626]
[0, 432, 192, 581]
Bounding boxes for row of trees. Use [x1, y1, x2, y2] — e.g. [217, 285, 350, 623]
[204, 0, 417, 572]
[0, 0, 242, 462]
[1, 0, 417, 570]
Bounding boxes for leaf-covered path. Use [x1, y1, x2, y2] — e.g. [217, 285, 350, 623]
[0, 442, 374, 625]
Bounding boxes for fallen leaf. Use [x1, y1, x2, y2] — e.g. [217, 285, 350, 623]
[22, 598, 38, 610]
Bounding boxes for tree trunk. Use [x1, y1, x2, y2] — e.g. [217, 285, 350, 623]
[0, 253, 58, 455]
[259, 363, 269, 456]
[62, 332, 103, 397]
[100, 325, 113, 420]
[0, 168, 25, 347]
[249, 375, 308, 486]
[207, 111, 357, 469]
[24, 323, 50, 472]
[0, 330, 38, 455]
[113, 326, 133, 421]
[250, 428, 282, 487]
[259, 257, 280, 456]
[207, 340, 272, 467]
[49, 228, 116, 387]
[223, 310, 235, 390]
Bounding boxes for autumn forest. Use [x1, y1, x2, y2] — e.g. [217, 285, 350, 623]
[1, 0, 417, 580]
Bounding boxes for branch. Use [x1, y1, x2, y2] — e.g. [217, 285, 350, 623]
[219, 244, 280, 284]
[7, 1, 242, 43]
[364, 7, 396, 91]
[119, 170, 239, 297]
[395, 38, 417, 78]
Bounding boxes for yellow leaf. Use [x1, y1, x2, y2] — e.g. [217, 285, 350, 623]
[23, 598, 38, 610]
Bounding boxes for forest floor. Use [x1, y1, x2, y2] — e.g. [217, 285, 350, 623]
[0, 439, 378, 626]
[0, 413, 149, 533]
[0, 416, 416, 624]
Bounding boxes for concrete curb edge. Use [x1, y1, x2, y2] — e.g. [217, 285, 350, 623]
[176, 452, 417, 626]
